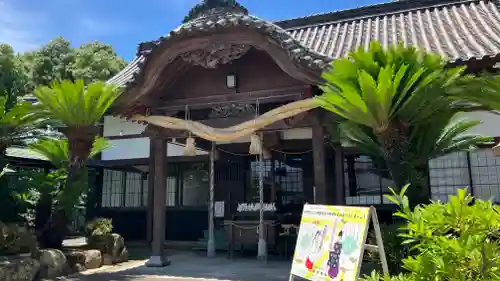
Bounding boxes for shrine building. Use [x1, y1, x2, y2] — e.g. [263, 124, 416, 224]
[94, 0, 500, 265]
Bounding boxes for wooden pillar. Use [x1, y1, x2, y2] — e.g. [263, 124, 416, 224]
[146, 143, 155, 243]
[146, 137, 171, 267]
[207, 142, 216, 258]
[312, 111, 328, 204]
[333, 145, 345, 204]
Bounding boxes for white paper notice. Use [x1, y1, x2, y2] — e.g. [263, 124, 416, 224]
[214, 201, 225, 218]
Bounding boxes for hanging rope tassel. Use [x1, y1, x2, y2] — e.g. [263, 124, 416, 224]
[184, 136, 197, 156]
[249, 99, 263, 155]
[249, 133, 262, 155]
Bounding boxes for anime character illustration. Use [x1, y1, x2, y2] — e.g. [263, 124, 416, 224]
[327, 229, 343, 278]
[305, 224, 327, 271]
[327, 220, 363, 280]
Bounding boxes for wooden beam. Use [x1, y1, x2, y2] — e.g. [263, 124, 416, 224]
[142, 117, 312, 140]
[155, 86, 308, 111]
[312, 109, 328, 204]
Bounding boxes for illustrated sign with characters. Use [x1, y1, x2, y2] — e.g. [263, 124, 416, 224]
[290, 205, 387, 281]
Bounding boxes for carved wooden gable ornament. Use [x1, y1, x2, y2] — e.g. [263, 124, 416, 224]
[180, 43, 251, 69]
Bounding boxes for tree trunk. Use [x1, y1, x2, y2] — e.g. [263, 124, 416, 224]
[378, 122, 431, 207]
[39, 209, 68, 249]
[35, 193, 52, 230]
[44, 126, 97, 249]
[378, 122, 411, 191]
[407, 164, 431, 207]
[35, 193, 53, 246]
[0, 150, 24, 222]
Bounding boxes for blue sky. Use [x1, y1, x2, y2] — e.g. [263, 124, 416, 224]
[0, 0, 384, 61]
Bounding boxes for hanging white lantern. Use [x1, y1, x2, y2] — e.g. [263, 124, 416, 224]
[249, 133, 262, 155]
[184, 136, 197, 156]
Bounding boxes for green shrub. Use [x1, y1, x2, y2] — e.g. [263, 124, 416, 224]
[85, 217, 112, 237]
[365, 223, 409, 275]
[0, 222, 38, 255]
[362, 186, 500, 281]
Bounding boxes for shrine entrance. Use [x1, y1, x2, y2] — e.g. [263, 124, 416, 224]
[109, 2, 345, 266]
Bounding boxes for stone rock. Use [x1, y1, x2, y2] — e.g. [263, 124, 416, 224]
[87, 233, 126, 264]
[38, 249, 70, 278]
[0, 223, 38, 256]
[73, 263, 86, 273]
[110, 234, 125, 257]
[64, 251, 85, 268]
[102, 254, 113, 266]
[115, 247, 128, 264]
[0, 255, 40, 281]
[83, 250, 101, 269]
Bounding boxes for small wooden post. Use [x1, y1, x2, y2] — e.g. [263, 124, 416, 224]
[207, 142, 216, 257]
[370, 207, 389, 275]
[257, 134, 267, 261]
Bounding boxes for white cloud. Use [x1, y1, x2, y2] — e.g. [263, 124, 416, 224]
[0, 0, 47, 52]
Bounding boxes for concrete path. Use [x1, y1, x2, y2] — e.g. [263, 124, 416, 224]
[60, 251, 292, 281]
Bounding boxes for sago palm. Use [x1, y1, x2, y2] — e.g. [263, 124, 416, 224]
[28, 137, 111, 248]
[316, 42, 495, 204]
[33, 80, 120, 169]
[0, 96, 46, 158]
[29, 137, 111, 170]
[32, 80, 120, 248]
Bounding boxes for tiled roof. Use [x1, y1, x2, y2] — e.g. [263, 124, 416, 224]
[6, 147, 48, 161]
[286, 0, 500, 62]
[107, 0, 500, 88]
[106, 56, 145, 87]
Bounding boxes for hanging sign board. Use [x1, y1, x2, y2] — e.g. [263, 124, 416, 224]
[214, 201, 225, 218]
[289, 204, 388, 281]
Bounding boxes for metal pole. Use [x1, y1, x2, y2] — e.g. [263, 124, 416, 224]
[257, 136, 267, 260]
[207, 142, 216, 258]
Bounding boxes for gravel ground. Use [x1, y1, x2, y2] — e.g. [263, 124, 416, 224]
[59, 251, 291, 281]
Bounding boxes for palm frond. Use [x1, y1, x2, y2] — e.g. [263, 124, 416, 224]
[319, 41, 499, 193]
[0, 165, 8, 178]
[29, 137, 112, 168]
[33, 80, 122, 127]
[90, 137, 112, 158]
[0, 95, 51, 150]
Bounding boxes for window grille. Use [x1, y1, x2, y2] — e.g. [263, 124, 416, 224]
[343, 155, 395, 205]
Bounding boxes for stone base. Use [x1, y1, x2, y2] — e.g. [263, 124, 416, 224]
[207, 239, 216, 258]
[145, 256, 171, 267]
[257, 238, 267, 260]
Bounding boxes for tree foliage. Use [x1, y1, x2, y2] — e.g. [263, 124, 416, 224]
[25, 37, 75, 87]
[183, 0, 249, 23]
[363, 187, 500, 281]
[14, 37, 126, 89]
[71, 42, 127, 85]
[0, 96, 48, 156]
[0, 44, 30, 109]
[316, 42, 496, 204]
[33, 80, 121, 127]
[29, 137, 111, 169]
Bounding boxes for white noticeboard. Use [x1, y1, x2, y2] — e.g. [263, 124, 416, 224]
[289, 204, 388, 281]
[214, 201, 225, 218]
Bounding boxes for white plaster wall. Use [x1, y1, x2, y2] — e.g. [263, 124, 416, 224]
[101, 138, 208, 160]
[103, 116, 146, 137]
[281, 128, 312, 140]
[102, 138, 150, 160]
[459, 111, 500, 137]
